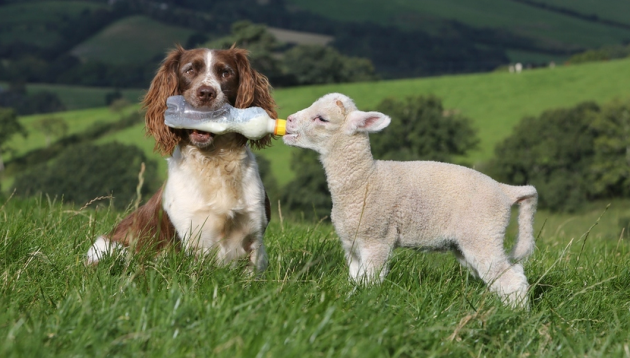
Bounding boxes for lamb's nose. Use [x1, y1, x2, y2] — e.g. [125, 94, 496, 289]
[196, 86, 216, 101]
[287, 115, 295, 123]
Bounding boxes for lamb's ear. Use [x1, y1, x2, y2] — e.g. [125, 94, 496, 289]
[346, 110, 391, 134]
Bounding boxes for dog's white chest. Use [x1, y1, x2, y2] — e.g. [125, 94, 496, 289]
[162, 147, 266, 252]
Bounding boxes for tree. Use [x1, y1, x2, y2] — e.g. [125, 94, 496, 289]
[283, 45, 378, 85]
[205, 21, 283, 81]
[590, 99, 630, 198]
[280, 95, 478, 220]
[13, 142, 161, 210]
[371, 95, 478, 162]
[489, 102, 600, 211]
[0, 107, 27, 173]
[280, 149, 331, 220]
[34, 116, 68, 147]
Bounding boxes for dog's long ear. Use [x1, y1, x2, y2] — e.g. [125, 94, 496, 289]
[232, 48, 277, 150]
[142, 45, 185, 156]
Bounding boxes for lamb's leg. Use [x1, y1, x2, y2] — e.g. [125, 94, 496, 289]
[458, 240, 529, 308]
[343, 243, 362, 282]
[453, 249, 479, 278]
[355, 242, 392, 283]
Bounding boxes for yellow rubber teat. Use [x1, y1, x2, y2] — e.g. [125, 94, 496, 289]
[275, 119, 286, 136]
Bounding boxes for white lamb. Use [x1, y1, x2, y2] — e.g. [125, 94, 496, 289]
[283, 93, 538, 308]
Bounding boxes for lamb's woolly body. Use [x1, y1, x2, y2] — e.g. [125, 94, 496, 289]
[284, 93, 538, 308]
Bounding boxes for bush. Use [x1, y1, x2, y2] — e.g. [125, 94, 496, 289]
[487, 100, 630, 212]
[283, 45, 378, 86]
[13, 142, 160, 210]
[371, 95, 478, 162]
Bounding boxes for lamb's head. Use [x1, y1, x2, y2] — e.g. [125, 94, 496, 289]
[283, 93, 391, 154]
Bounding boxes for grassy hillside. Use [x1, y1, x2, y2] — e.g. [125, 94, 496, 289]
[535, 0, 630, 27]
[71, 15, 194, 65]
[286, 0, 630, 59]
[4, 58, 630, 187]
[0, 196, 628, 357]
[0, 1, 105, 49]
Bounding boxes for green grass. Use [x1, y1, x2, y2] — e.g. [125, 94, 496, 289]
[0, 1, 105, 48]
[1, 196, 628, 357]
[71, 15, 195, 65]
[286, 0, 630, 51]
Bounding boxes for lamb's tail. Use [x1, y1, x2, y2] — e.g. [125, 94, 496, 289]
[502, 184, 538, 261]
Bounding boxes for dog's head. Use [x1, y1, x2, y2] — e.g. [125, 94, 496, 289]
[143, 45, 277, 155]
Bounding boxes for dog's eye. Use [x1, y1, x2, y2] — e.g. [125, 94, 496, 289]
[220, 70, 230, 78]
[314, 115, 329, 123]
[185, 68, 194, 75]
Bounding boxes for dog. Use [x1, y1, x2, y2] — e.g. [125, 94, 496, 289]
[87, 45, 276, 271]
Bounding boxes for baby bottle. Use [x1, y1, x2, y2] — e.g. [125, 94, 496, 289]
[164, 95, 286, 139]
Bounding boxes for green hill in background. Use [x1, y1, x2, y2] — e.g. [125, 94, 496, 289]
[286, 0, 630, 63]
[71, 15, 194, 65]
[5, 58, 630, 188]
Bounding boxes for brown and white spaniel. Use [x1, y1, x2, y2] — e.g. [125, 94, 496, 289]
[87, 45, 276, 271]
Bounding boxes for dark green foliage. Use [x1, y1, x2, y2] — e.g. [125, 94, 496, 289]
[280, 95, 478, 220]
[589, 99, 630, 198]
[0, 107, 27, 172]
[104, 89, 123, 106]
[0, 88, 65, 115]
[0, 107, 26, 149]
[568, 44, 630, 64]
[488, 100, 630, 211]
[280, 149, 331, 220]
[371, 95, 478, 162]
[206, 22, 377, 87]
[206, 21, 285, 85]
[13, 142, 160, 210]
[283, 45, 378, 86]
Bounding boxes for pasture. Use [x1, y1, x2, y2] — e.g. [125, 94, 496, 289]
[0, 196, 628, 357]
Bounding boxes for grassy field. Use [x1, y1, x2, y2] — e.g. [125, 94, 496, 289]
[0, 196, 628, 357]
[285, 0, 630, 51]
[4, 58, 630, 187]
[71, 15, 195, 65]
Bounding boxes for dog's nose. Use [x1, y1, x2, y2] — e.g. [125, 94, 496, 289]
[196, 86, 216, 101]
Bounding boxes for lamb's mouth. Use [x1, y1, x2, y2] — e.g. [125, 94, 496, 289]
[282, 131, 299, 144]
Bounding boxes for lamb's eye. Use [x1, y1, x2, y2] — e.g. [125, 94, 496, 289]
[314, 115, 329, 123]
